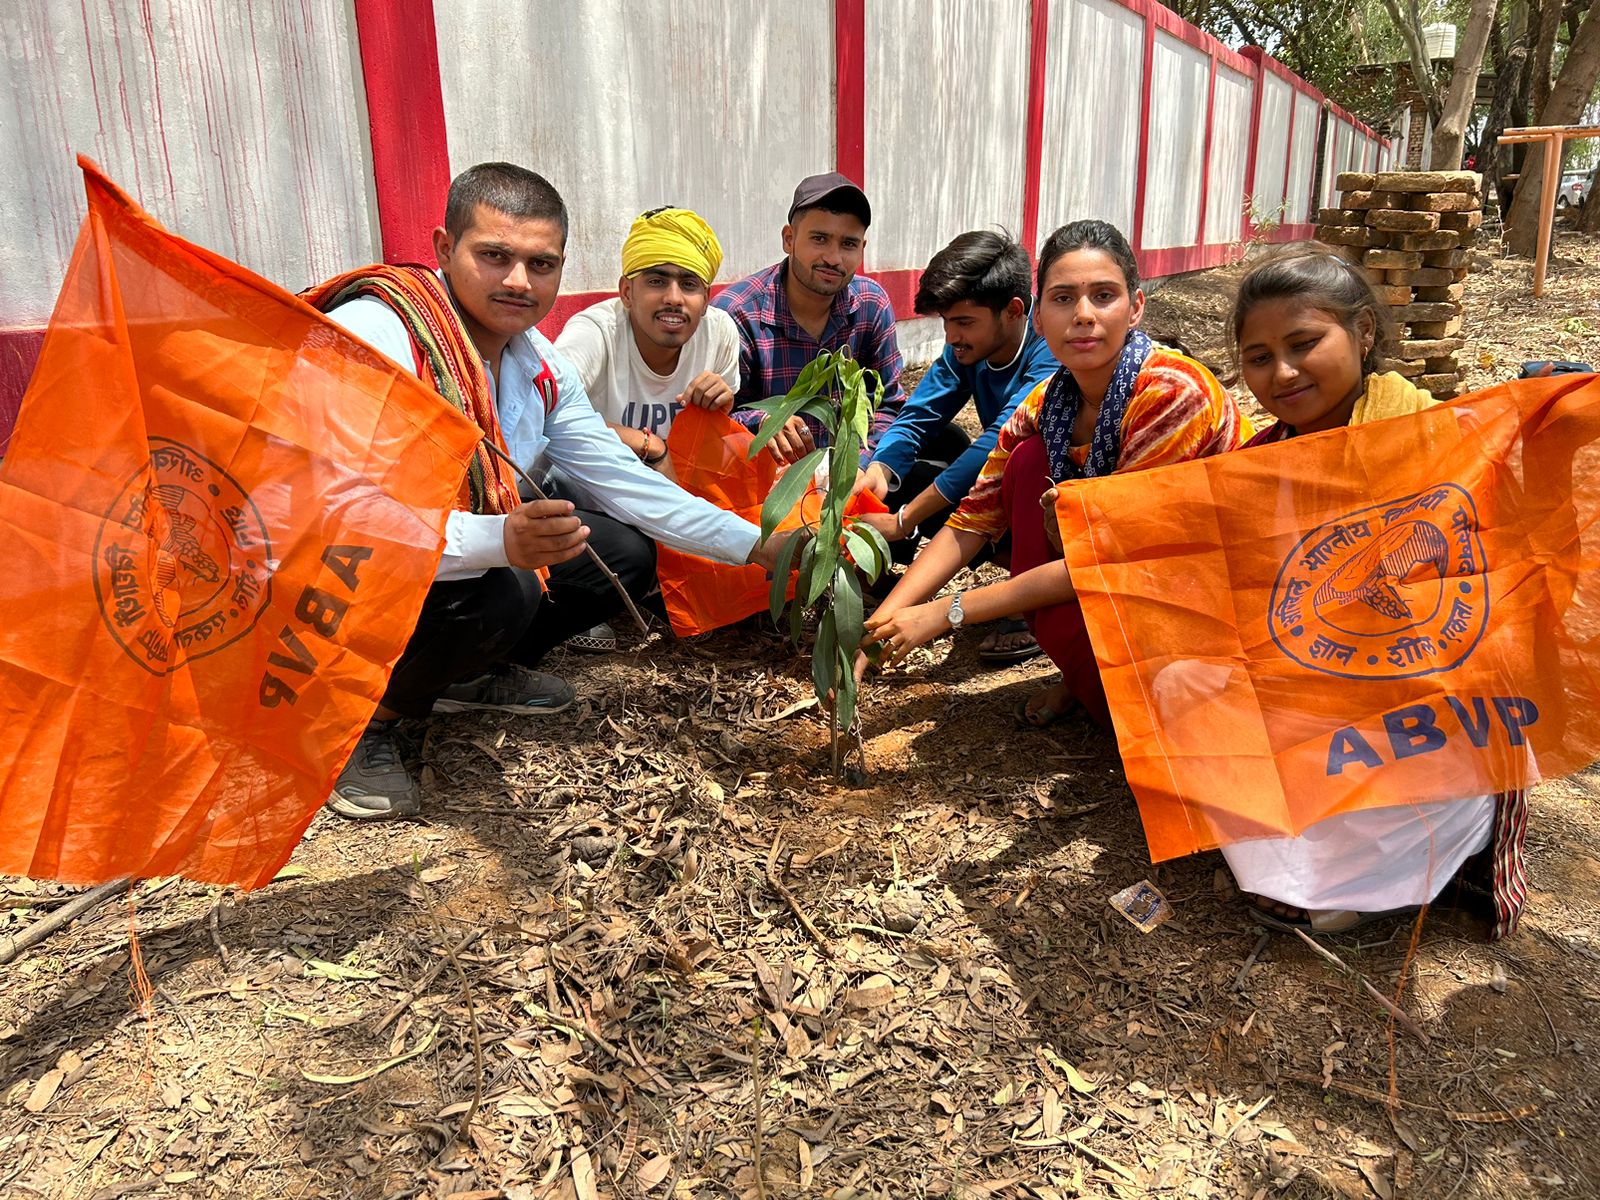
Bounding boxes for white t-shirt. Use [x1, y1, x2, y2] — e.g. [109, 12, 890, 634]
[556, 298, 740, 439]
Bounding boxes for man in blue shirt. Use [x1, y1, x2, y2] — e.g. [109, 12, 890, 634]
[855, 230, 1059, 661]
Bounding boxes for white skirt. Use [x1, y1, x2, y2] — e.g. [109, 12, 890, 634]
[1221, 796, 1495, 913]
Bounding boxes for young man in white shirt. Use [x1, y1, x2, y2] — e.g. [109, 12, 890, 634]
[311, 163, 790, 820]
[556, 206, 740, 470]
[554, 207, 742, 653]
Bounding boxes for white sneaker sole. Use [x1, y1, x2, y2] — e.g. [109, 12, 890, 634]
[324, 792, 420, 820]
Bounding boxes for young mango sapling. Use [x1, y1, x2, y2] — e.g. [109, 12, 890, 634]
[744, 348, 891, 777]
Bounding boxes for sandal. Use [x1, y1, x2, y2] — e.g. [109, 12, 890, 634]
[1246, 898, 1419, 935]
[1012, 689, 1076, 729]
[979, 617, 1043, 665]
[567, 622, 619, 655]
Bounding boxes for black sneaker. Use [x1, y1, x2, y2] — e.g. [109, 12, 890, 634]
[432, 664, 575, 715]
[325, 721, 421, 820]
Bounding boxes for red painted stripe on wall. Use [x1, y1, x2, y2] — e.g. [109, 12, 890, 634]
[1195, 51, 1219, 248]
[0, 329, 44, 454]
[834, 0, 866, 186]
[352, 0, 453, 264]
[1020, 0, 1050, 258]
[1130, 10, 1157, 255]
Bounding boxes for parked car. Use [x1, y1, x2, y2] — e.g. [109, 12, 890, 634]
[1558, 173, 1590, 209]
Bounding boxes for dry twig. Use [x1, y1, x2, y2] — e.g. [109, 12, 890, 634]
[375, 927, 486, 1034]
[1292, 927, 1430, 1044]
[483, 440, 650, 634]
[750, 1016, 769, 1199]
[764, 833, 833, 959]
[0, 877, 133, 966]
[438, 918, 485, 1149]
[1235, 932, 1271, 991]
[207, 893, 230, 972]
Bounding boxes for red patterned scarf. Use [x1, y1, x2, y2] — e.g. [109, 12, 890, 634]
[303, 264, 521, 515]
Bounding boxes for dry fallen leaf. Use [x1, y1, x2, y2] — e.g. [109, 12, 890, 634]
[635, 1154, 672, 1189]
[1359, 1160, 1394, 1200]
[571, 1142, 599, 1200]
[23, 1069, 63, 1113]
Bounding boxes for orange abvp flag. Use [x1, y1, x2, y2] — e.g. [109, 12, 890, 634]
[0, 158, 480, 888]
[657, 405, 886, 636]
[1057, 375, 1600, 862]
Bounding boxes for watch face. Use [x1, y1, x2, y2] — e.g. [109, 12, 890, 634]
[949, 597, 964, 627]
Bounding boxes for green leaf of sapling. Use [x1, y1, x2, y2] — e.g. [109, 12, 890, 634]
[812, 610, 837, 699]
[758, 448, 825, 541]
[833, 565, 864, 657]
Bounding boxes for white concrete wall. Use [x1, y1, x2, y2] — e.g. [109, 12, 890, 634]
[0, 0, 379, 327]
[1205, 64, 1252, 244]
[1285, 90, 1322, 223]
[1318, 119, 1340, 210]
[435, 0, 833, 293]
[1038, 0, 1145, 240]
[864, 0, 1029, 274]
[1252, 74, 1292, 220]
[1142, 31, 1210, 251]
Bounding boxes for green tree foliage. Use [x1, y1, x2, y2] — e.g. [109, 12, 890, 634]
[746, 350, 890, 777]
[1170, 0, 1481, 116]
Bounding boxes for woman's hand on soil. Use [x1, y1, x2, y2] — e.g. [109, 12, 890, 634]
[864, 600, 951, 669]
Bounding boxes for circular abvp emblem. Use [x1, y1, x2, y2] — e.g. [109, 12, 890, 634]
[1268, 483, 1489, 680]
[93, 438, 272, 675]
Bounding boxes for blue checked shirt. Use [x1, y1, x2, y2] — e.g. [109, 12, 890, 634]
[714, 260, 906, 463]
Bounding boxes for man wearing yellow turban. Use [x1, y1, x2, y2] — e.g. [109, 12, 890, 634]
[556, 206, 741, 475]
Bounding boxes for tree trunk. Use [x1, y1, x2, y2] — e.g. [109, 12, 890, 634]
[1381, 0, 1444, 127]
[1530, 0, 1562, 117]
[1481, 42, 1530, 212]
[1430, 0, 1500, 169]
[1505, 6, 1600, 254]
[1479, 39, 1530, 161]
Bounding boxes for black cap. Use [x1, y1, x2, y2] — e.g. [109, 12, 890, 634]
[787, 172, 871, 227]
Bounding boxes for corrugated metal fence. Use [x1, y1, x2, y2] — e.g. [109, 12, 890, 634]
[0, 0, 1390, 443]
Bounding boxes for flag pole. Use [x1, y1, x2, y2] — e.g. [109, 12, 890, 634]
[480, 441, 651, 636]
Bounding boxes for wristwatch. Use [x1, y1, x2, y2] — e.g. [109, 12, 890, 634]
[947, 591, 966, 629]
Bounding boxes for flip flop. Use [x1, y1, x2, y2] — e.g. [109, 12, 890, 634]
[1012, 694, 1073, 729]
[979, 617, 1043, 665]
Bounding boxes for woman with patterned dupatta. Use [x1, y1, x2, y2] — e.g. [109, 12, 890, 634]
[861, 221, 1248, 727]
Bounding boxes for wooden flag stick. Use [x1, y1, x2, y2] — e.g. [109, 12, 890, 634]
[480, 440, 651, 636]
[0, 878, 133, 967]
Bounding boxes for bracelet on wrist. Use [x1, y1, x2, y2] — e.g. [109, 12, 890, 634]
[643, 436, 669, 465]
[895, 504, 909, 536]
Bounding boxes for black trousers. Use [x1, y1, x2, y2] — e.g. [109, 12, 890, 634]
[381, 501, 657, 717]
[880, 423, 980, 566]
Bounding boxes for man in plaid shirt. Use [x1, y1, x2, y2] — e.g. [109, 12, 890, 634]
[714, 173, 906, 466]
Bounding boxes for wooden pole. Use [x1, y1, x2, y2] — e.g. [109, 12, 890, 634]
[1535, 130, 1564, 297]
[1499, 124, 1600, 298]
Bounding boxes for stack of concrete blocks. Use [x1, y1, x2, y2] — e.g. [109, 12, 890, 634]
[1313, 170, 1484, 400]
